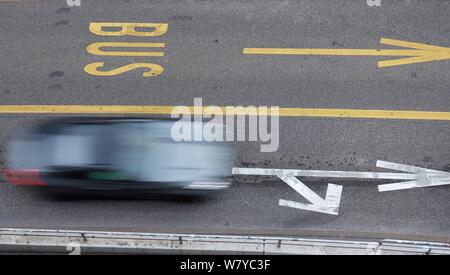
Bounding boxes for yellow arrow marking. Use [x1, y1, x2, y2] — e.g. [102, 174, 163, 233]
[243, 38, 450, 67]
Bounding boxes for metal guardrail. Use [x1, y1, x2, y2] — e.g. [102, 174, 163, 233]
[0, 228, 449, 255]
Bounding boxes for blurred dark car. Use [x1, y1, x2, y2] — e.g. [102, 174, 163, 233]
[4, 118, 234, 197]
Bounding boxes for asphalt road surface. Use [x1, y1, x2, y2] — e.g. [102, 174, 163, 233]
[0, 0, 449, 241]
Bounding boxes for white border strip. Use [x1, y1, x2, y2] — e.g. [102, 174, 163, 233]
[0, 228, 448, 255]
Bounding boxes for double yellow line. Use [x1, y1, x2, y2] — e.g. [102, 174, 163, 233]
[0, 105, 449, 121]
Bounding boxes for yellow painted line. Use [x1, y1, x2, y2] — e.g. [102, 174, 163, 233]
[244, 48, 425, 56]
[244, 38, 450, 67]
[0, 105, 449, 121]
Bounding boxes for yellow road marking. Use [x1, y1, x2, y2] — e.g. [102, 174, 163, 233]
[244, 38, 450, 67]
[89, 22, 168, 37]
[84, 62, 164, 77]
[0, 105, 449, 121]
[86, 42, 165, 57]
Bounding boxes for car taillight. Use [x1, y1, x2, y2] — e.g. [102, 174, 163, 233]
[4, 169, 47, 186]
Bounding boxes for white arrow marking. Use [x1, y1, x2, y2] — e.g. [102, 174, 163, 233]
[376, 161, 450, 192]
[278, 179, 343, 215]
[378, 173, 450, 192]
[278, 175, 342, 215]
[232, 161, 450, 190]
[376, 160, 450, 175]
[232, 167, 417, 180]
[278, 179, 342, 215]
[232, 160, 450, 215]
[279, 198, 340, 215]
[278, 175, 327, 205]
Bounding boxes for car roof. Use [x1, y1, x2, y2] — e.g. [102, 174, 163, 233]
[42, 117, 177, 124]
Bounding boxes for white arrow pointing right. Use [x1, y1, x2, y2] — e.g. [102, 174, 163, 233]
[376, 161, 450, 192]
[232, 160, 450, 215]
